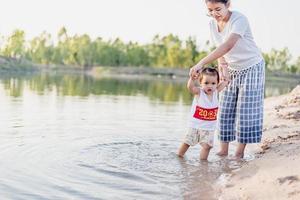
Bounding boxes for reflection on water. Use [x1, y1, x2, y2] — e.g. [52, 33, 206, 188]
[1, 72, 299, 101]
[0, 72, 299, 199]
[265, 75, 300, 97]
[0, 73, 191, 103]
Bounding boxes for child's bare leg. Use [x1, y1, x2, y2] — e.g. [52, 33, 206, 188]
[217, 142, 229, 156]
[177, 143, 190, 157]
[235, 143, 246, 158]
[200, 143, 212, 160]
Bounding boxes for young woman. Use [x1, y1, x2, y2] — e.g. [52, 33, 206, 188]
[190, 0, 265, 158]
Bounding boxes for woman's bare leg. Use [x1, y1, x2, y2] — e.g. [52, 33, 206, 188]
[235, 143, 246, 158]
[217, 142, 229, 156]
[177, 143, 190, 157]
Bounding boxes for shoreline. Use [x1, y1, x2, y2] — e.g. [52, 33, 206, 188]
[218, 85, 300, 200]
[1, 63, 300, 80]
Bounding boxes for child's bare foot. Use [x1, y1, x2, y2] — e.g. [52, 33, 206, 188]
[177, 143, 189, 158]
[176, 153, 184, 158]
[200, 158, 208, 161]
[216, 152, 228, 157]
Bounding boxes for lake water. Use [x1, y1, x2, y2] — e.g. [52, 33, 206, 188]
[0, 73, 299, 200]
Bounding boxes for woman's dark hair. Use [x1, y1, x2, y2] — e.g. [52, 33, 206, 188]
[199, 67, 220, 83]
[205, 0, 229, 4]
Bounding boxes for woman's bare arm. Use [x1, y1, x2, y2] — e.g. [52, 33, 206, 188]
[192, 33, 240, 72]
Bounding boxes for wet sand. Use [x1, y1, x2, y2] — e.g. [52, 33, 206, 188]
[218, 85, 300, 200]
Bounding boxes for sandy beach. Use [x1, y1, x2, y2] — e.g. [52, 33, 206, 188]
[218, 85, 300, 200]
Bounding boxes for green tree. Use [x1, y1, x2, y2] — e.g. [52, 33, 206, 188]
[2, 29, 26, 58]
[126, 42, 150, 67]
[69, 34, 94, 68]
[263, 48, 292, 71]
[289, 56, 300, 73]
[26, 31, 54, 65]
[148, 34, 168, 67]
[182, 37, 199, 68]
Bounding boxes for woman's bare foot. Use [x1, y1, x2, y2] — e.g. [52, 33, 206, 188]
[235, 143, 246, 159]
[234, 152, 244, 159]
[217, 142, 229, 157]
[216, 151, 228, 157]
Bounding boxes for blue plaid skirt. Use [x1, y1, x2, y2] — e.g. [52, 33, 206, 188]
[217, 60, 265, 143]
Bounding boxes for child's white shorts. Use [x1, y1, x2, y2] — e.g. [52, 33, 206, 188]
[183, 128, 214, 147]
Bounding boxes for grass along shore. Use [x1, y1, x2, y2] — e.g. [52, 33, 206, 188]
[0, 56, 300, 81]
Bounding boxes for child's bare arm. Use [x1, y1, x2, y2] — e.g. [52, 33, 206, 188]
[218, 57, 230, 82]
[218, 57, 227, 67]
[187, 77, 200, 95]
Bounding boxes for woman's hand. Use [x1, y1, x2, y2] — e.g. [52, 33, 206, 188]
[189, 64, 203, 80]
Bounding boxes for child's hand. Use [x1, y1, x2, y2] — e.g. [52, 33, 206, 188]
[189, 68, 199, 80]
[219, 62, 228, 68]
[219, 63, 230, 82]
[223, 79, 230, 86]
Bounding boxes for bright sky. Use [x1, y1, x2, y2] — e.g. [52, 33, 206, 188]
[1, 0, 300, 58]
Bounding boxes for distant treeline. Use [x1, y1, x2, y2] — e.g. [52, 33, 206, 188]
[1, 27, 299, 73]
